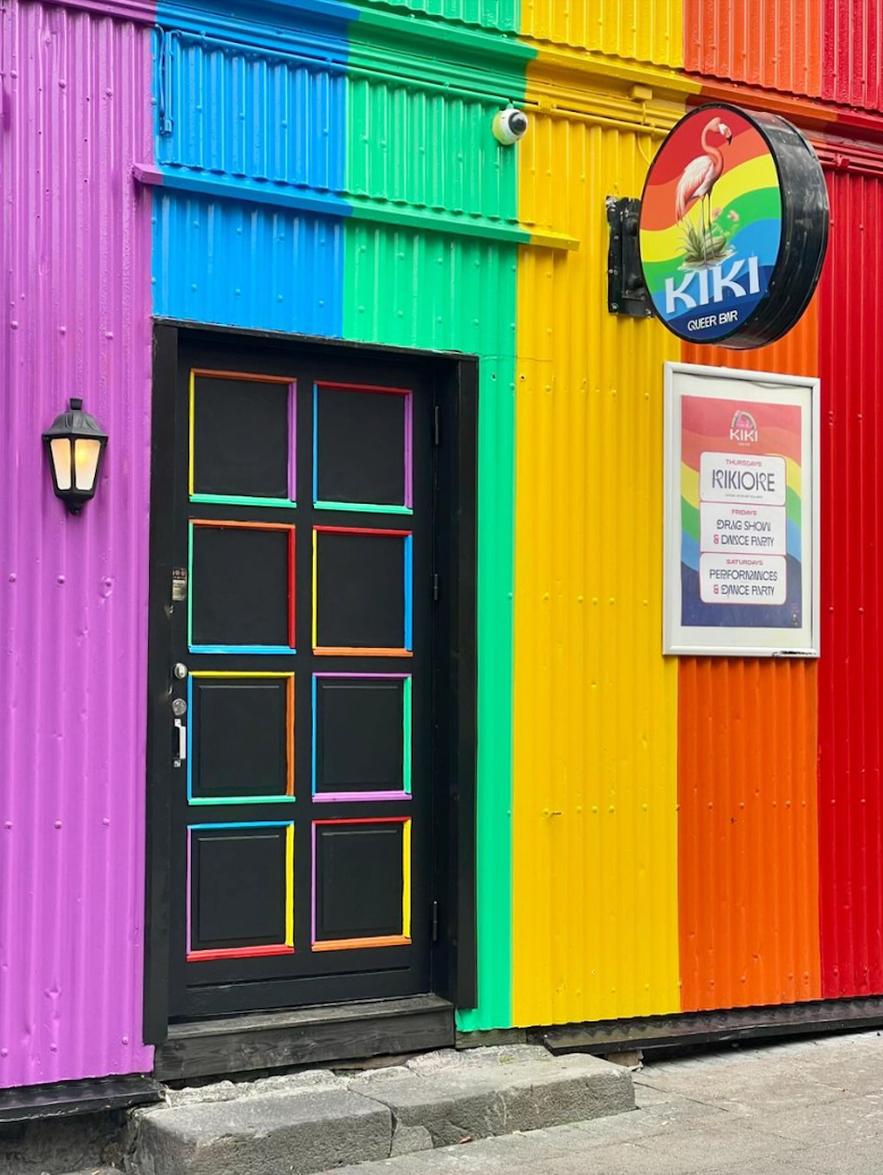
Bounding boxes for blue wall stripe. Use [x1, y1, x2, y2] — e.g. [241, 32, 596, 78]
[151, 19, 350, 335]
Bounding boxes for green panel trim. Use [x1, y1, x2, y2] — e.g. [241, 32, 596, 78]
[403, 676, 413, 795]
[188, 795, 297, 805]
[314, 501, 413, 515]
[191, 494, 297, 509]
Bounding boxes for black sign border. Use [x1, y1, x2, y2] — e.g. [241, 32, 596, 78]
[638, 103, 830, 351]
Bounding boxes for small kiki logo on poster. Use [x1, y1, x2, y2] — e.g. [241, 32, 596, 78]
[729, 410, 758, 444]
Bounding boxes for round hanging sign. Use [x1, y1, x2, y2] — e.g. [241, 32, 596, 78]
[638, 104, 829, 349]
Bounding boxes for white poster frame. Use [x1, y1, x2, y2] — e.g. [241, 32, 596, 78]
[663, 362, 820, 658]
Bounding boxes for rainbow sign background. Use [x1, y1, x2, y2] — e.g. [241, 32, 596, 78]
[640, 107, 783, 343]
[681, 396, 803, 628]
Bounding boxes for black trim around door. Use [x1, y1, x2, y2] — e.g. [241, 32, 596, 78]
[143, 321, 477, 1050]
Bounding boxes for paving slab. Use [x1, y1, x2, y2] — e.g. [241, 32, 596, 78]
[130, 1087, 391, 1175]
[352, 1046, 633, 1149]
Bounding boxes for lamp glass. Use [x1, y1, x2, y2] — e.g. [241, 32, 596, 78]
[50, 438, 73, 491]
[74, 437, 102, 491]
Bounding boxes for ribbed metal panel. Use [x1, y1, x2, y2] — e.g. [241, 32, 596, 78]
[822, 0, 883, 111]
[152, 28, 347, 333]
[818, 170, 883, 998]
[157, 30, 345, 191]
[352, 0, 518, 31]
[346, 75, 518, 221]
[153, 194, 345, 336]
[342, 36, 522, 1032]
[510, 106, 682, 1027]
[678, 308, 822, 1012]
[678, 660, 821, 1011]
[523, 0, 682, 67]
[344, 227, 518, 1032]
[684, 0, 823, 99]
[0, 1, 154, 1088]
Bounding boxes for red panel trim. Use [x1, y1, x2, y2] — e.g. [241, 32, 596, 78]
[187, 944, 295, 963]
[315, 381, 412, 396]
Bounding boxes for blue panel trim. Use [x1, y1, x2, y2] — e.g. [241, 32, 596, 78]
[189, 821, 294, 831]
[189, 645, 298, 655]
[404, 534, 413, 651]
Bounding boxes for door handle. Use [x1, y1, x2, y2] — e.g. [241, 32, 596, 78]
[173, 717, 187, 767]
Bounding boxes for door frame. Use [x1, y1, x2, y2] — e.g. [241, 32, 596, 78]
[143, 321, 478, 1048]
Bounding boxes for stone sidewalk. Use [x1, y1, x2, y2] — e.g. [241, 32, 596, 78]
[330, 1030, 883, 1175]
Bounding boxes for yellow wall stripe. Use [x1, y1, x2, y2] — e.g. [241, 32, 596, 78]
[511, 57, 685, 1027]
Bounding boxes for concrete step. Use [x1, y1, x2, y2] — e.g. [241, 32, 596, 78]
[129, 1045, 634, 1175]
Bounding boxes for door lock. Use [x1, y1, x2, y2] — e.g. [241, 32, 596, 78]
[171, 698, 187, 717]
[173, 718, 187, 767]
[173, 662, 188, 680]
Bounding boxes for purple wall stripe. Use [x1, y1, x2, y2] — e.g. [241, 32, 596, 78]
[0, 1, 154, 1087]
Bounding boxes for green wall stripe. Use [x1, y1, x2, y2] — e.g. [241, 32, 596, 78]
[342, 35, 524, 1027]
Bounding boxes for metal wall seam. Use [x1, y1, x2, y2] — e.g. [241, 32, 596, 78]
[0, 1, 155, 1088]
[521, 0, 683, 69]
[511, 87, 683, 1027]
[678, 316, 822, 1013]
[342, 57, 524, 1030]
[818, 170, 883, 999]
[683, 0, 823, 99]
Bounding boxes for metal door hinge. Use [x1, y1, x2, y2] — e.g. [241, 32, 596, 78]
[432, 573, 440, 603]
[433, 405, 441, 446]
[431, 900, 439, 943]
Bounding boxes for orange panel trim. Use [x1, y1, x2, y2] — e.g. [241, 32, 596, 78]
[312, 935, 411, 952]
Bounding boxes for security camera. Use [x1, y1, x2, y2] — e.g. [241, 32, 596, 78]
[493, 108, 529, 145]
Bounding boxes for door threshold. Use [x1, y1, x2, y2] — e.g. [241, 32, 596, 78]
[155, 994, 454, 1082]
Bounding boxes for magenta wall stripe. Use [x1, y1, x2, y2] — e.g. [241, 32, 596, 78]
[0, 1, 154, 1087]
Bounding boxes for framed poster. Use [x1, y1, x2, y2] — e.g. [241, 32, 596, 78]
[663, 362, 820, 657]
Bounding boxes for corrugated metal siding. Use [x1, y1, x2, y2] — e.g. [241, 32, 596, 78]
[683, 0, 823, 98]
[152, 27, 347, 333]
[342, 40, 522, 1032]
[818, 170, 883, 998]
[346, 75, 518, 221]
[152, 194, 345, 335]
[351, 0, 519, 31]
[522, 0, 682, 68]
[678, 313, 822, 1012]
[156, 31, 345, 190]
[511, 103, 682, 1027]
[344, 225, 518, 1031]
[678, 661, 820, 1010]
[822, 0, 883, 111]
[0, 0, 154, 1088]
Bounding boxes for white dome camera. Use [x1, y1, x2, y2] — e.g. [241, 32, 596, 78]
[493, 107, 529, 146]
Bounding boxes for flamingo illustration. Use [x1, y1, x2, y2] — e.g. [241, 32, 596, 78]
[675, 117, 733, 261]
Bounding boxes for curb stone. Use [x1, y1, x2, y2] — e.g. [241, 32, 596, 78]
[127, 1045, 634, 1175]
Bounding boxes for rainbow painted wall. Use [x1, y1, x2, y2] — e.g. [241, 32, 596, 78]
[3, 0, 883, 1088]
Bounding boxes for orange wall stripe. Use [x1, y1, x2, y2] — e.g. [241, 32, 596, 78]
[677, 303, 821, 1012]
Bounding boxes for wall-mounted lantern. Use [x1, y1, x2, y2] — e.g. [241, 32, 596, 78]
[42, 398, 108, 514]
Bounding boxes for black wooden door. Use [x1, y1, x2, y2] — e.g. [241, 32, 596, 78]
[165, 336, 435, 1019]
